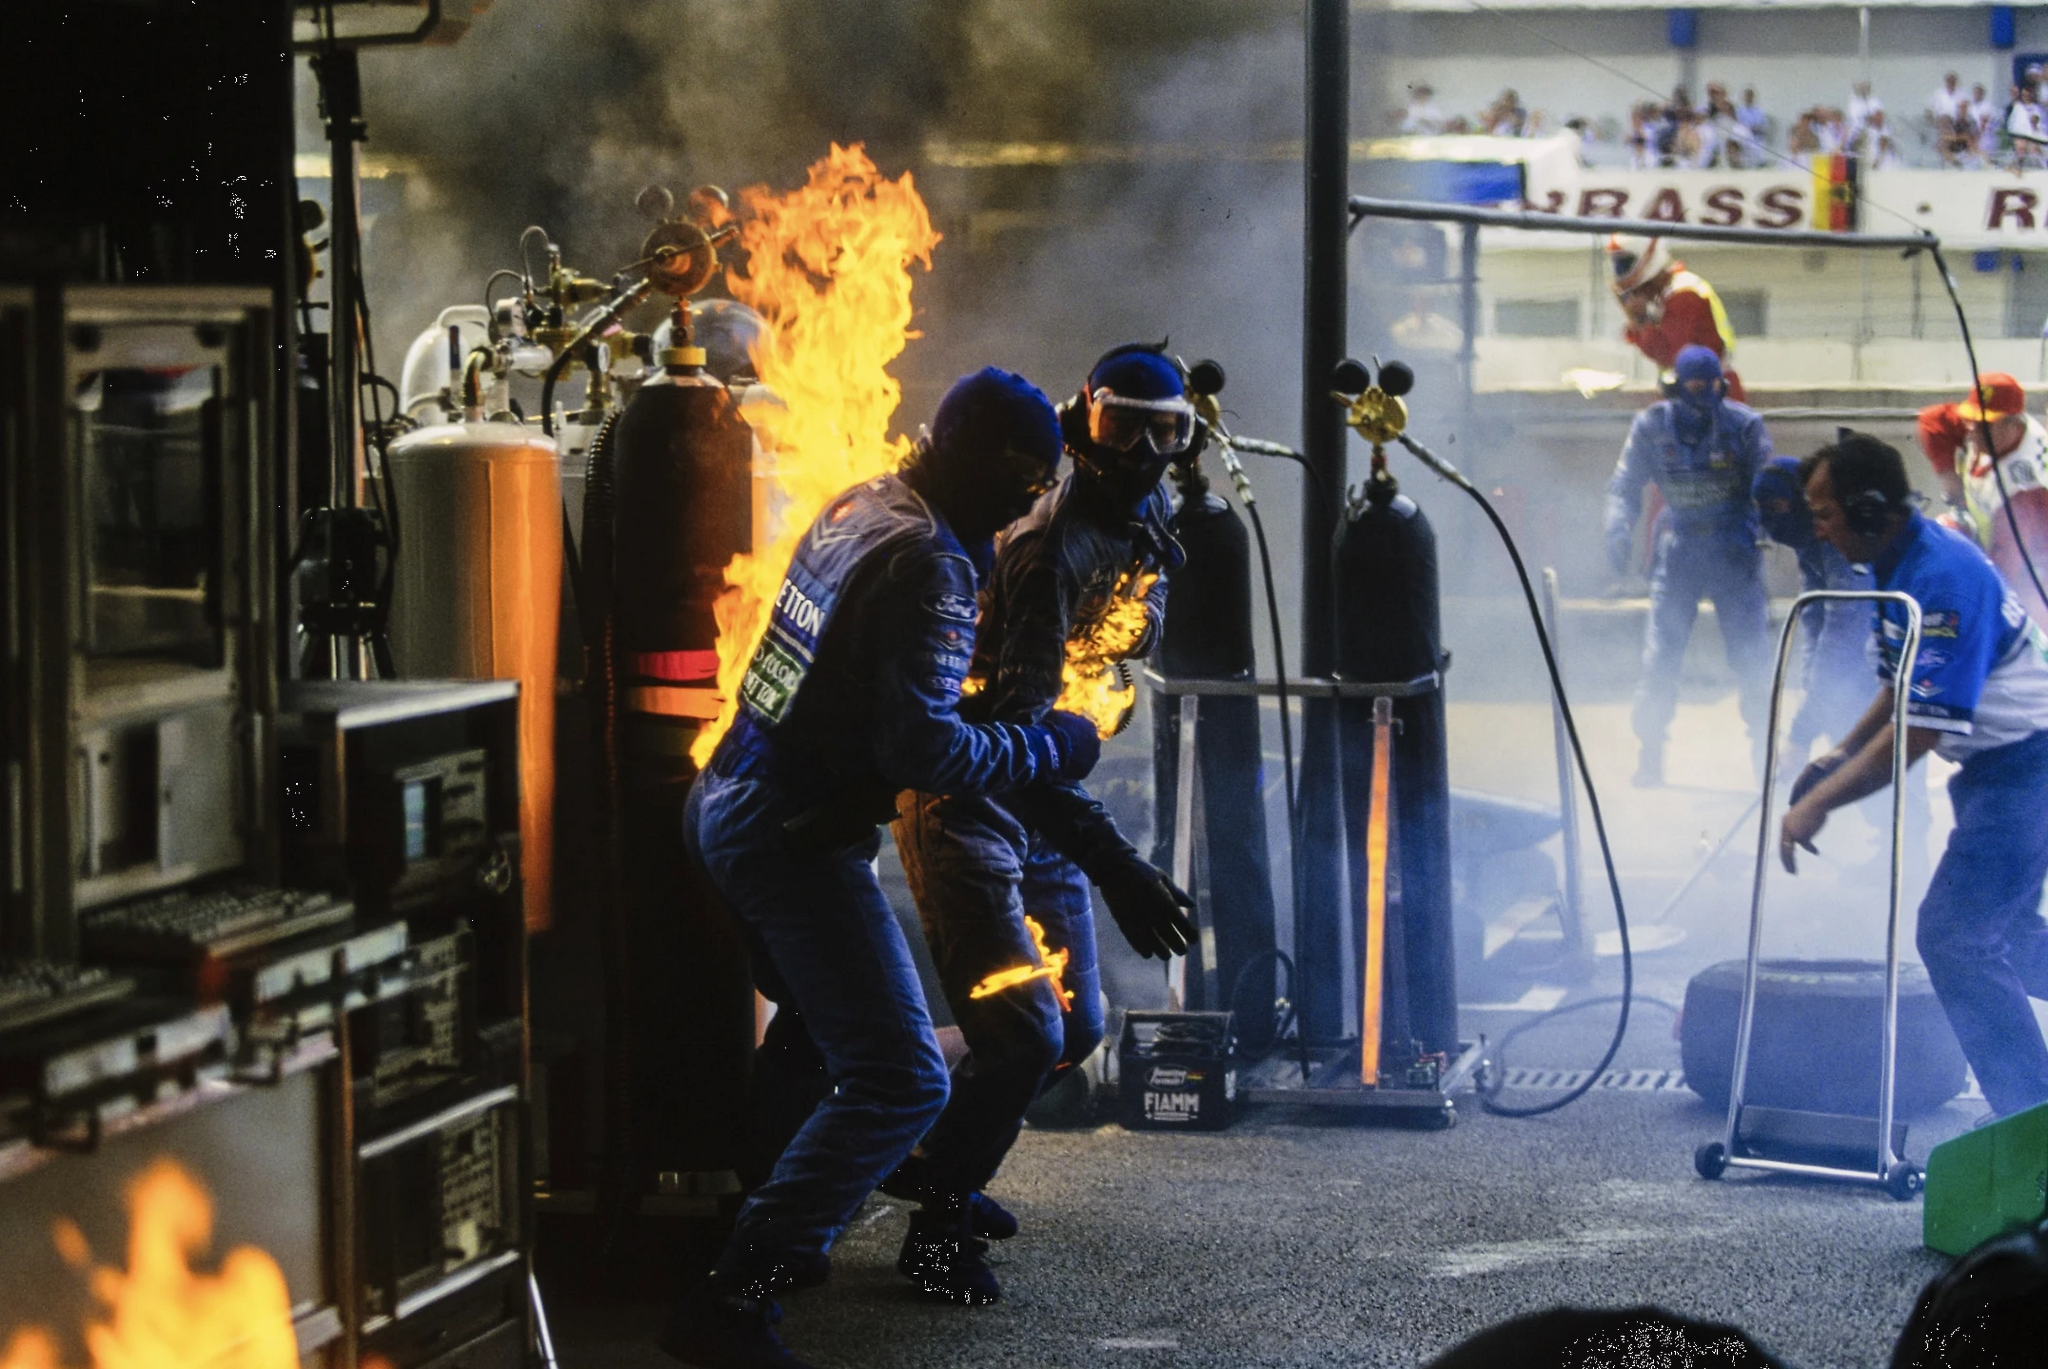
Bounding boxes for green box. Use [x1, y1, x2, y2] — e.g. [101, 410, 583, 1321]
[1923, 1100, 2048, 1256]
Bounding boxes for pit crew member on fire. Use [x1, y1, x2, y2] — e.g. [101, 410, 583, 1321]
[661, 369, 1102, 1369]
[1605, 345, 1776, 787]
[1782, 432, 2048, 1120]
[885, 342, 1197, 1306]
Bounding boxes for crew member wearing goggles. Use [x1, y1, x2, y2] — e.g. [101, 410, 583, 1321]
[883, 343, 1197, 1307]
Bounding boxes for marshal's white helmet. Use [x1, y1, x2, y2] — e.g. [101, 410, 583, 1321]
[1607, 234, 1669, 292]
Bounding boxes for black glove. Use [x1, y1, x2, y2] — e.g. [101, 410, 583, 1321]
[1092, 852, 1197, 961]
[1789, 752, 1845, 807]
[1041, 709, 1103, 781]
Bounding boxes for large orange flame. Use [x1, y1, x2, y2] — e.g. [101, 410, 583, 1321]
[1054, 570, 1159, 739]
[0, 1160, 297, 1369]
[690, 143, 942, 767]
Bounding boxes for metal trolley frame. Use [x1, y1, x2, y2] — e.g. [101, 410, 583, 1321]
[1694, 589, 1926, 1200]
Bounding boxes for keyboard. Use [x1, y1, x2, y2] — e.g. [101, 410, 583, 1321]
[0, 963, 135, 1037]
[84, 885, 354, 963]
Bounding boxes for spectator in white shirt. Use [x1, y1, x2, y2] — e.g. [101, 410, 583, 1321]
[1855, 109, 1901, 169]
[1401, 83, 1448, 136]
[1814, 106, 1848, 156]
[1929, 72, 1966, 125]
[2009, 87, 2048, 169]
[1847, 81, 1883, 140]
[1974, 84, 2003, 161]
[1733, 87, 1770, 167]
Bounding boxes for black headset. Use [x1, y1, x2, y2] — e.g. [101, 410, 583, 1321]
[1833, 428, 1908, 537]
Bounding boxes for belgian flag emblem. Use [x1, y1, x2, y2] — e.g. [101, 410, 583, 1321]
[1809, 153, 1858, 232]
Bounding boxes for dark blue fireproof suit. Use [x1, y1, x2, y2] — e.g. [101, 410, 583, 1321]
[1606, 395, 1776, 751]
[891, 476, 1174, 1196]
[685, 472, 1072, 1274]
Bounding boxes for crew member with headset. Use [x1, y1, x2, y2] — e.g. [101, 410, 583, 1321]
[1605, 344, 1776, 787]
[660, 369, 1105, 1369]
[1606, 233, 1745, 402]
[1754, 454, 1931, 899]
[884, 342, 1198, 1306]
[1781, 432, 2048, 1121]
[1753, 455, 1877, 758]
[1915, 372, 2048, 628]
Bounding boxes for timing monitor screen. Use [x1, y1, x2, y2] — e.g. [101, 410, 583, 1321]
[73, 365, 224, 666]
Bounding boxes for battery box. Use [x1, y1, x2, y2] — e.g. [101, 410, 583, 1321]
[1118, 1011, 1235, 1132]
[1924, 1098, 2048, 1256]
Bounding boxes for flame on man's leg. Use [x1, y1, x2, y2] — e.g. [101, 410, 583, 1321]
[0, 1159, 297, 1369]
[689, 143, 941, 767]
[1054, 571, 1159, 739]
[968, 916, 1073, 1007]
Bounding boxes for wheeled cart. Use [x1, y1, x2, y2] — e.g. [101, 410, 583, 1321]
[1693, 589, 1927, 1201]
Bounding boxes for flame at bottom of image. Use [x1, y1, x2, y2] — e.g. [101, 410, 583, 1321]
[0, 1160, 297, 1369]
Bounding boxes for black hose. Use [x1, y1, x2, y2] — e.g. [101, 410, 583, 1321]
[1478, 995, 1680, 1103]
[579, 411, 634, 1205]
[1224, 948, 1314, 1083]
[1397, 434, 1637, 1118]
[1925, 245, 2048, 617]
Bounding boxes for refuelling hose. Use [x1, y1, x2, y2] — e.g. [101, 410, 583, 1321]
[1394, 432, 1637, 1117]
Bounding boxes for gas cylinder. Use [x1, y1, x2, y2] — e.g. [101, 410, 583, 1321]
[588, 336, 754, 1187]
[1333, 464, 1458, 1064]
[384, 417, 562, 932]
[1150, 461, 1279, 1036]
[606, 361, 753, 762]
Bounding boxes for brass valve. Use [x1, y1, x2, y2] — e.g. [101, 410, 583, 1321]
[1333, 386, 1408, 449]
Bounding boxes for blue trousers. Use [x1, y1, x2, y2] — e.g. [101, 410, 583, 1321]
[1917, 728, 2048, 1117]
[685, 767, 948, 1271]
[1633, 532, 1772, 750]
[892, 793, 1104, 1196]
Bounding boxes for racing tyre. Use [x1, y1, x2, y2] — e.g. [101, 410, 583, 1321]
[1680, 960, 1966, 1117]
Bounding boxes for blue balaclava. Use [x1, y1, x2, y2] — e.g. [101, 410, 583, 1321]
[1670, 344, 1725, 441]
[922, 366, 1062, 554]
[1752, 456, 1815, 549]
[1076, 345, 1192, 513]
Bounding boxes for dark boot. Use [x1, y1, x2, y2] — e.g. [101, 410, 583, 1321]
[895, 1197, 1001, 1305]
[657, 1271, 817, 1369]
[880, 1155, 1021, 1241]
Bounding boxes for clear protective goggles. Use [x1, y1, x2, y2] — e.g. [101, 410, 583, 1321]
[1088, 388, 1196, 456]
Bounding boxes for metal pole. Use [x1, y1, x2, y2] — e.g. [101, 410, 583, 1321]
[1457, 222, 1478, 433]
[1348, 196, 1934, 252]
[1540, 569, 1585, 960]
[1299, 0, 1351, 1040]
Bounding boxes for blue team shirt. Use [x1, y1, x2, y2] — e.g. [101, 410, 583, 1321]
[1871, 511, 2048, 762]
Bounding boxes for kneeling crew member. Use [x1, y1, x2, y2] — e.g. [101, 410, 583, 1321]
[887, 342, 1197, 1305]
[662, 369, 1102, 1369]
[1605, 344, 1775, 786]
[1915, 372, 2048, 629]
[1781, 432, 2048, 1119]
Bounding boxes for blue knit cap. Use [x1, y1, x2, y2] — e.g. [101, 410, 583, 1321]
[1752, 455, 1815, 548]
[1674, 345, 1723, 387]
[930, 367, 1062, 470]
[1087, 347, 1185, 401]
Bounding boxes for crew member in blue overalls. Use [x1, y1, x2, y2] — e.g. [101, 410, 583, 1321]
[660, 369, 1105, 1369]
[886, 344, 1198, 1306]
[1781, 432, 2048, 1120]
[1606, 344, 1776, 786]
